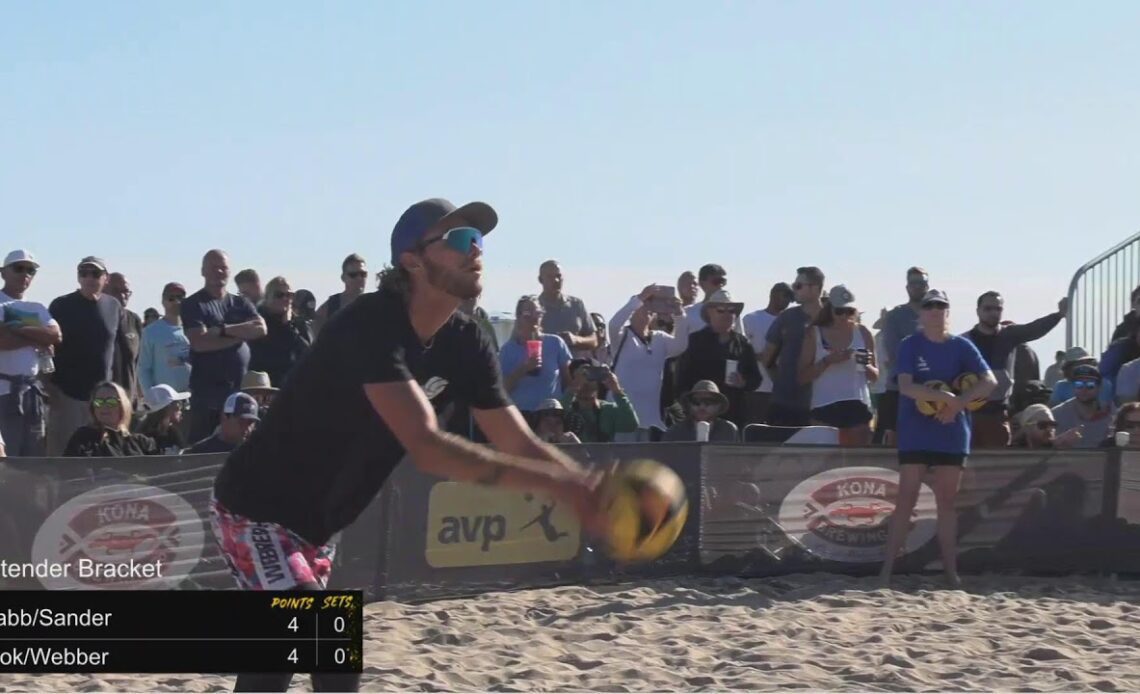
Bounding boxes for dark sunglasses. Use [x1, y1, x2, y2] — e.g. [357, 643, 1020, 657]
[921, 302, 949, 310]
[710, 307, 737, 315]
[1036, 421, 1057, 431]
[1073, 379, 1100, 390]
[419, 226, 484, 255]
[792, 282, 817, 291]
[79, 269, 105, 278]
[980, 305, 1004, 313]
[273, 291, 295, 300]
[92, 397, 121, 408]
[833, 307, 857, 317]
[8, 264, 37, 276]
[164, 294, 185, 303]
[691, 398, 720, 407]
[345, 271, 368, 279]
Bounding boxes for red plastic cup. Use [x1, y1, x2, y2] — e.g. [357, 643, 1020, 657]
[526, 340, 543, 374]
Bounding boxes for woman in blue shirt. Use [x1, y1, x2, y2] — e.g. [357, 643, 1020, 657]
[880, 289, 997, 588]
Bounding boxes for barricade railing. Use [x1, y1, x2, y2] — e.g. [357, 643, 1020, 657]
[1, 446, 1137, 601]
[1066, 230, 1140, 357]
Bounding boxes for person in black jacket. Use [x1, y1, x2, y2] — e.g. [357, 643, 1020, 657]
[249, 276, 311, 388]
[676, 290, 761, 427]
[63, 381, 158, 457]
[136, 384, 190, 455]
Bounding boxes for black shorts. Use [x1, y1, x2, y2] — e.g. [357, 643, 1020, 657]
[898, 451, 967, 468]
[811, 400, 873, 429]
[874, 390, 900, 433]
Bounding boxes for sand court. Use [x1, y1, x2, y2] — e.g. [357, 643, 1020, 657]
[2, 573, 1137, 692]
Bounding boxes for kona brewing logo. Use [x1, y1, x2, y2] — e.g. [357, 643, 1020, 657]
[778, 467, 936, 563]
[31, 484, 205, 589]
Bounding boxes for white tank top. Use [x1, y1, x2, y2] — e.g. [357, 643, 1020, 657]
[810, 326, 871, 409]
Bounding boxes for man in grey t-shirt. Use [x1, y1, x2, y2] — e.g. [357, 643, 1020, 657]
[873, 266, 928, 444]
[761, 266, 825, 427]
[537, 260, 598, 360]
[1051, 364, 1114, 449]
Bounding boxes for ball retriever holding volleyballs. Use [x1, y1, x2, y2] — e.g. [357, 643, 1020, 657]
[879, 289, 996, 588]
[209, 199, 620, 693]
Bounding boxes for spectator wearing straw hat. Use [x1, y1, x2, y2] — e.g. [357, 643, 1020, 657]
[677, 289, 761, 427]
[532, 399, 581, 444]
[662, 380, 739, 442]
[240, 370, 278, 415]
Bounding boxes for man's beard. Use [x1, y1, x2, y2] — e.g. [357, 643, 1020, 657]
[424, 256, 482, 301]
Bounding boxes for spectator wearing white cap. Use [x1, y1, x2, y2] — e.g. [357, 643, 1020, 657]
[136, 384, 190, 454]
[676, 290, 761, 427]
[47, 256, 125, 456]
[184, 392, 260, 454]
[606, 284, 691, 441]
[684, 264, 744, 334]
[797, 284, 878, 445]
[0, 250, 61, 457]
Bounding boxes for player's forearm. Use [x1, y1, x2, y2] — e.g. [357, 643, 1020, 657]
[416, 430, 588, 495]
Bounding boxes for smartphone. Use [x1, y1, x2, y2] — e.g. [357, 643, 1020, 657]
[585, 365, 610, 382]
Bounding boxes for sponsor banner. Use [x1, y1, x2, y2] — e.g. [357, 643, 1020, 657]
[425, 483, 580, 568]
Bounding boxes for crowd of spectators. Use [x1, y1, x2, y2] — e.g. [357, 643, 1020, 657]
[1, 246, 1139, 459]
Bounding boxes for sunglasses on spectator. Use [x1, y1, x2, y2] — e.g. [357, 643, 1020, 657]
[1036, 421, 1057, 431]
[1073, 380, 1100, 390]
[419, 226, 483, 255]
[345, 271, 368, 279]
[833, 307, 857, 317]
[7, 264, 36, 276]
[164, 294, 185, 302]
[691, 398, 720, 407]
[273, 291, 295, 300]
[921, 302, 949, 310]
[79, 269, 105, 278]
[92, 397, 121, 408]
[711, 307, 736, 315]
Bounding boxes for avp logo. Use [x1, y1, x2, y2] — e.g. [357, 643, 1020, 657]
[777, 466, 937, 563]
[426, 484, 579, 568]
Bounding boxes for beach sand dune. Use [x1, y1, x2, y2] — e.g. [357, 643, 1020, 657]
[2, 574, 1138, 692]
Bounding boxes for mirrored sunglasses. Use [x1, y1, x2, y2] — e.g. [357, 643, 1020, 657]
[92, 397, 121, 408]
[421, 226, 483, 255]
[1073, 380, 1099, 389]
[1036, 421, 1057, 431]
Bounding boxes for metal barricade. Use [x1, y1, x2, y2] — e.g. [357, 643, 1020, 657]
[1066, 231, 1140, 357]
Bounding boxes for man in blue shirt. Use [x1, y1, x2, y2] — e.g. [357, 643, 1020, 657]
[181, 250, 266, 442]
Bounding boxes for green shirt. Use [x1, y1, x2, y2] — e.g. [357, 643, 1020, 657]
[559, 392, 639, 443]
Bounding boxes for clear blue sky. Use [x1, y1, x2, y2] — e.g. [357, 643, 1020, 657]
[4, 1, 1140, 363]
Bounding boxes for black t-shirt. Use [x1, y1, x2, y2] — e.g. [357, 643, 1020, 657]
[112, 309, 143, 402]
[248, 306, 312, 388]
[180, 289, 259, 406]
[63, 426, 158, 457]
[49, 292, 123, 400]
[213, 288, 510, 546]
[185, 433, 236, 455]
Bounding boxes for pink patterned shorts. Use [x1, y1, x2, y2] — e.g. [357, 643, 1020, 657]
[209, 497, 336, 590]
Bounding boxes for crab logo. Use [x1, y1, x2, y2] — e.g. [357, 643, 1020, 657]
[31, 484, 205, 590]
[778, 467, 937, 563]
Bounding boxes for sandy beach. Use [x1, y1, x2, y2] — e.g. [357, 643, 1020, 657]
[2, 573, 1138, 692]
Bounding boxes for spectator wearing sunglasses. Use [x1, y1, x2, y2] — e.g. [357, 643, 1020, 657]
[106, 272, 143, 408]
[234, 268, 262, 306]
[537, 260, 599, 360]
[313, 254, 369, 338]
[249, 276, 312, 388]
[875, 267, 929, 445]
[0, 250, 60, 457]
[1050, 364, 1114, 449]
[181, 250, 267, 443]
[47, 257, 125, 456]
[499, 295, 571, 420]
[1011, 404, 1082, 449]
[797, 285, 877, 445]
[136, 384, 190, 455]
[662, 380, 739, 442]
[962, 290, 1068, 448]
[761, 266, 827, 427]
[684, 264, 744, 333]
[676, 290, 761, 428]
[1048, 347, 1114, 408]
[139, 282, 192, 396]
[63, 381, 158, 457]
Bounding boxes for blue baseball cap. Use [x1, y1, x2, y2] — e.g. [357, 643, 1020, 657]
[223, 392, 260, 421]
[390, 198, 498, 265]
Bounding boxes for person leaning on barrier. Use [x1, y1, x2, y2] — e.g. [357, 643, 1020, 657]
[1010, 404, 1081, 450]
[662, 380, 738, 442]
[63, 381, 159, 457]
[532, 398, 581, 444]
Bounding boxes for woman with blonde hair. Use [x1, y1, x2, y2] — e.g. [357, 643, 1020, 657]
[249, 276, 312, 387]
[63, 381, 159, 457]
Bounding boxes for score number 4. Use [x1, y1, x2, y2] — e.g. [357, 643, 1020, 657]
[286, 616, 349, 665]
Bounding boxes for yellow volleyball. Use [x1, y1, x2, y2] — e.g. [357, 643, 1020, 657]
[916, 380, 952, 416]
[599, 460, 689, 563]
[952, 373, 986, 411]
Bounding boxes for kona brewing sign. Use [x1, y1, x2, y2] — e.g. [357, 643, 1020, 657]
[31, 484, 205, 589]
[425, 482, 580, 568]
[778, 467, 936, 563]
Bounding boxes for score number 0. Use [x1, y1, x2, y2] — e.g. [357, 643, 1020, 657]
[285, 616, 349, 665]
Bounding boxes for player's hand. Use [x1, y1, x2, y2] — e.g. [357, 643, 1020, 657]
[556, 466, 614, 540]
[936, 398, 966, 424]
